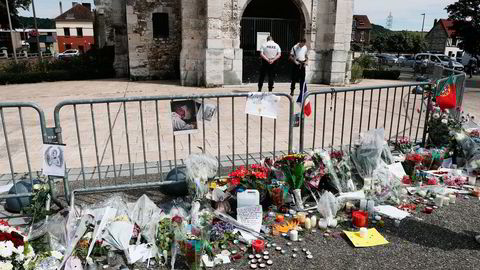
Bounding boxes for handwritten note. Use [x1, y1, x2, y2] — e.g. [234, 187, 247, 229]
[245, 93, 280, 119]
[237, 205, 263, 241]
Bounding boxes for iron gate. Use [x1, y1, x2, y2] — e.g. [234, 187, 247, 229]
[241, 17, 303, 83]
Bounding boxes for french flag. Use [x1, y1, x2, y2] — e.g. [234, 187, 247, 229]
[296, 81, 312, 117]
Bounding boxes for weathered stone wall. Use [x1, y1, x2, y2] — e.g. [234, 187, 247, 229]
[221, 0, 242, 85]
[308, 0, 353, 85]
[180, 0, 207, 86]
[95, 0, 129, 77]
[126, 0, 181, 80]
[426, 23, 447, 53]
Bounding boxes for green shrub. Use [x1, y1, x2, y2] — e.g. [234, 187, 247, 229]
[353, 54, 376, 69]
[2, 61, 31, 73]
[363, 69, 401, 80]
[350, 63, 363, 83]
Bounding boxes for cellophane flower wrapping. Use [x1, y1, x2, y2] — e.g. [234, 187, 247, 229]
[311, 150, 344, 193]
[316, 192, 339, 224]
[185, 154, 219, 199]
[351, 129, 385, 180]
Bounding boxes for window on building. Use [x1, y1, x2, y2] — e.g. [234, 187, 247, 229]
[47, 32, 52, 36]
[152, 12, 169, 38]
[64, 28, 70, 36]
[78, 45, 84, 53]
[360, 31, 365, 42]
[452, 37, 457, 46]
[77, 28, 83, 37]
[65, 44, 72, 49]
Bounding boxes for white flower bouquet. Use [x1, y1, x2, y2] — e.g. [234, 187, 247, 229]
[0, 220, 35, 270]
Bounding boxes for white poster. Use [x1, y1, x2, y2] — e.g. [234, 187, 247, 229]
[245, 93, 280, 119]
[42, 143, 66, 177]
[256, 32, 270, 51]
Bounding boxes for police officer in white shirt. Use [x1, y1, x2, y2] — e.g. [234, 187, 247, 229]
[258, 36, 282, 92]
[289, 38, 308, 96]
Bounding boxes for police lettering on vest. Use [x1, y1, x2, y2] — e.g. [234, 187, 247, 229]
[261, 40, 281, 60]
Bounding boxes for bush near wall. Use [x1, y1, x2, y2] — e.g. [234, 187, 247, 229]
[363, 69, 401, 80]
[0, 46, 115, 85]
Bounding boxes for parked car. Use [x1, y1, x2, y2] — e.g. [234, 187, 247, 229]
[376, 54, 398, 65]
[57, 49, 80, 59]
[398, 55, 415, 67]
[413, 53, 464, 71]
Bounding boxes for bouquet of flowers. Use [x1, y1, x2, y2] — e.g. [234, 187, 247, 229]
[310, 150, 343, 193]
[391, 136, 413, 154]
[402, 153, 424, 177]
[274, 154, 307, 209]
[0, 220, 35, 270]
[155, 217, 175, 264]
[185, 154, 219, 200]
[228, 164, 271, 203]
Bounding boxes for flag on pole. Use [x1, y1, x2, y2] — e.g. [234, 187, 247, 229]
[296, 81, 312, 117]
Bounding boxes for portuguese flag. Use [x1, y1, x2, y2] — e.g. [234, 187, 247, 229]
[435, 76, 457, 110]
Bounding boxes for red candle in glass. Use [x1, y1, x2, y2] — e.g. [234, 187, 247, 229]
[352, 210, 368, 227]
[424, 206, 433, 214]
[252, 240, 265, 253]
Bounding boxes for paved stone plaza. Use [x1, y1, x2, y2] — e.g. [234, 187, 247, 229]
[1, 78, 479, 185]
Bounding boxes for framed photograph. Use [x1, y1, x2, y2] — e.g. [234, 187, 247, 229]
[42, 143, 66, 177]
[171, 100, 199, 135]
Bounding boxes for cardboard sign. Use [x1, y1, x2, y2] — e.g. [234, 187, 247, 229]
[245, 93, 280, 119]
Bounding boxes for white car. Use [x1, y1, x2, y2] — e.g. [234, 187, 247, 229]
[57, 49, 80, 59]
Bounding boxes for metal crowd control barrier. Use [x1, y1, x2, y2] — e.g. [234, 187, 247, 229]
[53, 93, 294, 199]
[299, 82, 432, 153]
[0, 102, 58, 219]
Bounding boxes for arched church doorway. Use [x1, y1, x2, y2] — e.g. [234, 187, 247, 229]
[240, 0, 306, 83]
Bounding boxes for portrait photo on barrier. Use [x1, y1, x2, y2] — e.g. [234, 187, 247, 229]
[171, 100, 199, 135]
[42, 143, 66, 177]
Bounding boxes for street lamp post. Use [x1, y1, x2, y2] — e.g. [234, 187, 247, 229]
[5, 0, 18, 63]
[421, 13, 426, 33]
[31, 0, 43, 60]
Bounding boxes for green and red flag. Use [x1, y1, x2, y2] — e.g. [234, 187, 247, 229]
[435, 76, 457, 110]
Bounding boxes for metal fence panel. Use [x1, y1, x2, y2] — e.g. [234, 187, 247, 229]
[53, 93, 294, 198]
[0, 102, 48, 203]
[298, 82, 432, 153]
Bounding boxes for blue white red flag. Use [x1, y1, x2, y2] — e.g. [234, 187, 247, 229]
[296, 81, 312, 117]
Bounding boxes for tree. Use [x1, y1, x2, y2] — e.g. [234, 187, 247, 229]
[446, 0, 480, 57]
[0, 0, 32, 29]
[372, 33, 388, 54]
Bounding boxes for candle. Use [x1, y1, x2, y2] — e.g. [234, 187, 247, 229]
[310, 215, 317, 227]
[289, 230, 298, 241]
[367, 200, 375, 216]
[449, 194, 456, 204]
[276, 214, 284, 223]
[418, 190, 427, 197]
[345, 202, 354, 213]
[359, 227, 368, 238]
[252, 240, 265, 253]
[297, 212, 306, 224]
[394, 220, 401, 227]
[328, 219, 337, 228]
[443, 196, 450, 206]
[360, 199, 367, 211]
[304, 217, 311, 230]
[434, 196, 444, 207]
[318, 218, 328, 229]
[352, 210, 368, 228]
[468, 176, 476, 185]
[424, 206, 433, 214]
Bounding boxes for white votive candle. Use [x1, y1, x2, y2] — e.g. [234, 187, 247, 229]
[289, 230, 299, 241]
[443, 196, 450, 206]
[318, 218, 328, 229]
[449, 194, 456, 204]
[304, 217, 311, 230]
[435, 196, 444, 207]
[310, 215, 317, 227]
[359, 227, 368, 238]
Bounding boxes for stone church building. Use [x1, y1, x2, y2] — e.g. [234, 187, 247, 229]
[94, 0, 353, 86]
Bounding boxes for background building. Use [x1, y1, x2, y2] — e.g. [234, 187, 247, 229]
[425, 19, 463, 58]
[55, 2, 94, 53]
[352, 15, 372, 46]
[95, 0, 354, 86]
[0, 29, 57, 55]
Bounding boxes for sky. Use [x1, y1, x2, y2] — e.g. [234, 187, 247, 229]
[354, 0, 458, 31]
[18, 0, 95, 19]
[19, 0, 458, 32]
